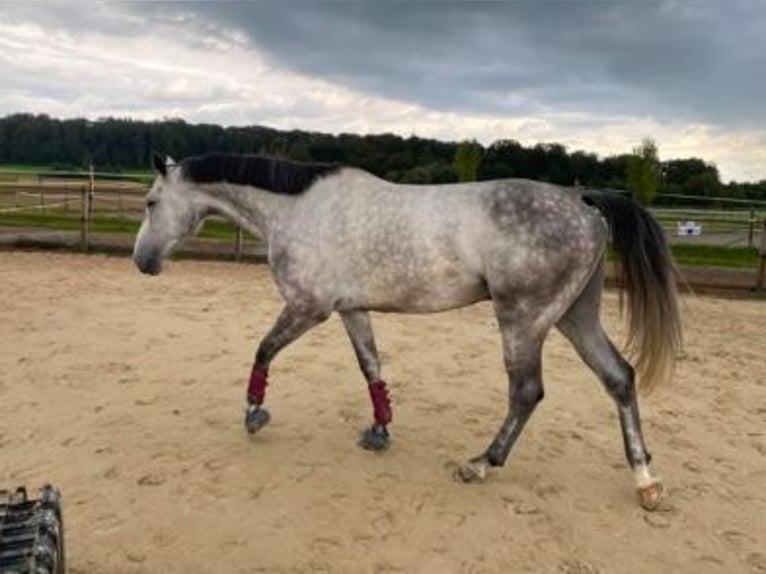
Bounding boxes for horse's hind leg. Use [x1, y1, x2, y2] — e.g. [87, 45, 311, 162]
[557, 270, 663, 510]
[457, 313, 546, 483]
[340, 311, 392, 451]
[244, 305, 329, 434]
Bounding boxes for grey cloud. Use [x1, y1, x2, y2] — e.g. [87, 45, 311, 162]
[137, 1, 765, 126]
[0, 2, 145, 38]
[1, 1, 764, 180]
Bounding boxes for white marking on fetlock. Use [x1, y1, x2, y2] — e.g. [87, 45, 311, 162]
[633, 463, 659, 489]
[460, 459, 488, 482]
[471, 460, 488, 479]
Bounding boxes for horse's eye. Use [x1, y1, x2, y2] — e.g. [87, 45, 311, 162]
[146, 200, 157, 209]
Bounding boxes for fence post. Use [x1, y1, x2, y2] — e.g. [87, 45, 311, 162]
[756, 219, 766, 292]
[234, 225, 243, 262]
[80, 184, 89, 252]
[79, 166, 95, 252]
[748, 208, 755, 249]
[87, 164, 94, 245]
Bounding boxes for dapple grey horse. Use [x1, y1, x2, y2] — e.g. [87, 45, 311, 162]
[133, 153, 681, 510]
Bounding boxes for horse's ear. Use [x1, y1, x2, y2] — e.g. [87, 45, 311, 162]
[153, 153, 167, 177]
[166, 155, 176, 166]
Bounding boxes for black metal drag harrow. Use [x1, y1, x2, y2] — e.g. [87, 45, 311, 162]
[0, 485, 64, 574]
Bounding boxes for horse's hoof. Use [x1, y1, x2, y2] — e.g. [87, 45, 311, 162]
[637, 481, 664, 511]
[245, 405, 271, 434]
[455, 460, 487, 483]
[358, 425, 389, 451]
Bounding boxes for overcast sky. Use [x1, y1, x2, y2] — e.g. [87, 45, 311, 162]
[0, 1, 764, 181]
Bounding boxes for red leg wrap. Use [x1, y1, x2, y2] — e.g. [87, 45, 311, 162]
[368, 380, 392, 426]
[247, 364, 269, 405]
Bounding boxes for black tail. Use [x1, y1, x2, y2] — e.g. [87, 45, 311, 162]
[583, 192, 682, 392]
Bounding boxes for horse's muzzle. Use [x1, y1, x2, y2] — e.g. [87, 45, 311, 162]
[134, 253, 162, 276]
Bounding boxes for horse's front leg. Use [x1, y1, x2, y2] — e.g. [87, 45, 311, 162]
[340, 310, 392, 451]
[244, 305, 329, 433]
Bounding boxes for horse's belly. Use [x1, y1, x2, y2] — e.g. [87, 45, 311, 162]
[338, 270, 489, 313]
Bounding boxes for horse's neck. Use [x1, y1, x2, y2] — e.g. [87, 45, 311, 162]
[200, 183, 296, 240]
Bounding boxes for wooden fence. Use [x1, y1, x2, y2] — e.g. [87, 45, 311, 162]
[0, 169, 259, 260]
[1, 170, 765, 289]
[654, 209, 765, 249]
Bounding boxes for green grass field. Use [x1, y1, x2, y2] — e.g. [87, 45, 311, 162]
[1, 168, 763, 270]
[0, 210, 760, 269]
[0, 164, 154, 184]
[0, 212, 240, 241]
[0, 164, 56, 172]
[669, 244, 759, 268]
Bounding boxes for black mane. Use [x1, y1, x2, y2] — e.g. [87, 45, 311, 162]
[180, 153, 342, 195]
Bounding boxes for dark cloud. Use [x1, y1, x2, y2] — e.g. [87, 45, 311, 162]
[137, 1, 765, 126]
[1, 1, 763, 180]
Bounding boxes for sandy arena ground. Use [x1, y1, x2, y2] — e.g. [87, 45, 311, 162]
[1, 251, 764, 574]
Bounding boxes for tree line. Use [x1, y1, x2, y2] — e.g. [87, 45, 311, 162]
[0, 113, 764, 204]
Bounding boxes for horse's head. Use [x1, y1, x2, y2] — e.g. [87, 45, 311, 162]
[133, 154, 206, 275]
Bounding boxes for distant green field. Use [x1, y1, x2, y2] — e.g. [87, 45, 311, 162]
[0, 212, 241, 241]
[669, 244, 759, 269]
[0, 164, 154, 184]
[603, 243, 758, 269]
[0, 164, 55, 172]
[1, 175, 763, 269]
[1, 210, 760, 269]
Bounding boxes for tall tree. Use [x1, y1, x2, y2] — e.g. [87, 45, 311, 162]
[452, 140, 482, 182]
[626, 138, 660, 205]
